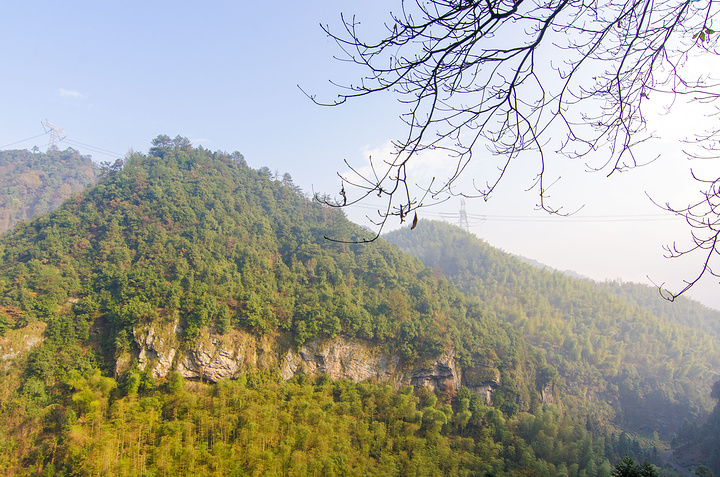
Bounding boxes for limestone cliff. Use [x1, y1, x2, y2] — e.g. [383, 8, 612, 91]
[124, 321, 503, 403]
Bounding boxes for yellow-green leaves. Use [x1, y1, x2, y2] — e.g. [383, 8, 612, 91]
[694, 26, 716, 43]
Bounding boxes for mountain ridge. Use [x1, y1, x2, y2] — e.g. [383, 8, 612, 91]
[0, 140, 712, 475]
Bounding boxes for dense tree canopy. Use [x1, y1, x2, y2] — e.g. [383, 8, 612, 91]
[0, 139, 528, 370]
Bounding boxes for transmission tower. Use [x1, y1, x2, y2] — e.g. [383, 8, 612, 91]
[41, 120, 67, 150]
[458, 198, 470, 232]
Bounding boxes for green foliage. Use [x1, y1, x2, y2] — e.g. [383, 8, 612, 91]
[0, 140, 531, 383]
[0, 148, 99, 236]
[0, 139, 683, 475]
[597, 280, 720, 339]
[385, 220, 720, 438]
[675, 381, 720, 475]
[611, 456, 659, 476]
[1, 369, 657, 476]
[694, 465, 716, 477]
[0, 313, 8, 334]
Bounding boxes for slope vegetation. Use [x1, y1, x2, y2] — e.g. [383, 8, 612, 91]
[384, 220, 720, 438]
[0, 148, 99, 235]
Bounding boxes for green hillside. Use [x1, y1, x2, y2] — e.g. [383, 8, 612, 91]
[0, 138, 525, 372]
[595, 280, 720, 339]
[0, 148, 99, 235]
[384, 220, 720, 439]
[672, 381, 720, 476]
[0, 139, 699, 475]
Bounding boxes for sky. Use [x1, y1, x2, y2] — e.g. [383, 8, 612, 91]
[2, 1, 720, 309]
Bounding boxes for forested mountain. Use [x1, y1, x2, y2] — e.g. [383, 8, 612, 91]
[595, 280, 720, 339]
[515, 250, 720, 338]
[384, 221, 720, 441]
[0, 148, 99, 235]
[0, 138, 706, 475]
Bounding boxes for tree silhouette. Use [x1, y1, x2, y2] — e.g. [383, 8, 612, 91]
[311, 0, 720, 298]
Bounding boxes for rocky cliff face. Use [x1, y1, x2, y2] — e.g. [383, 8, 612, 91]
[0, 320, 45, 368]
[123, 321, 503, 403]
[540, 383, 556, 404]
[462, 362, 502, 404]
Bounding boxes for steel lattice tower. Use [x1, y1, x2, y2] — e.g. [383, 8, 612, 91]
[459, 198, 470, 232]
[41, 120, 66, 150]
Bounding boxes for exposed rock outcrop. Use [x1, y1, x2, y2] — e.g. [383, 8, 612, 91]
[409, 351, 462, 393]
[133, 320, 179, 378]
[177, 331, 278, 382]
[0, 320, 46, 368]
[461, 362, 501, 404]
[280, 337, 401, 383]
[128, 324, 502, 402]
[540, 382, 556, 404]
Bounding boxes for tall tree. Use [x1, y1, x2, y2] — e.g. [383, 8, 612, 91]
[611, 456, 659, 476]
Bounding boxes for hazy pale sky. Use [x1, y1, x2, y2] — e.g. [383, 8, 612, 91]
[2, 1, 720, 309]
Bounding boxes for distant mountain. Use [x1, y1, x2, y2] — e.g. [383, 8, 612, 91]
[515, 251, 720, 338]
[385, 220, 720, 440]
[514, 254, 588, 280]
[595, 280, 720, 339]
[0, 148, 100, 235]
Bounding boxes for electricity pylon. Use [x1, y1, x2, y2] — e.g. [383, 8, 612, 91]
[459, 198, 470, 232]
[41, 120, 67, 150]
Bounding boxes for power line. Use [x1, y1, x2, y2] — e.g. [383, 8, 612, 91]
[0, 133, 48, 149]
[1, 124, 123, 158]
[62, 138, 122, 157]
[463, 213, 678, 223]
[349, 203, 677, 223]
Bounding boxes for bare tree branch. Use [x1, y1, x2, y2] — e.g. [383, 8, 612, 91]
[308, 0, 720, 298]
